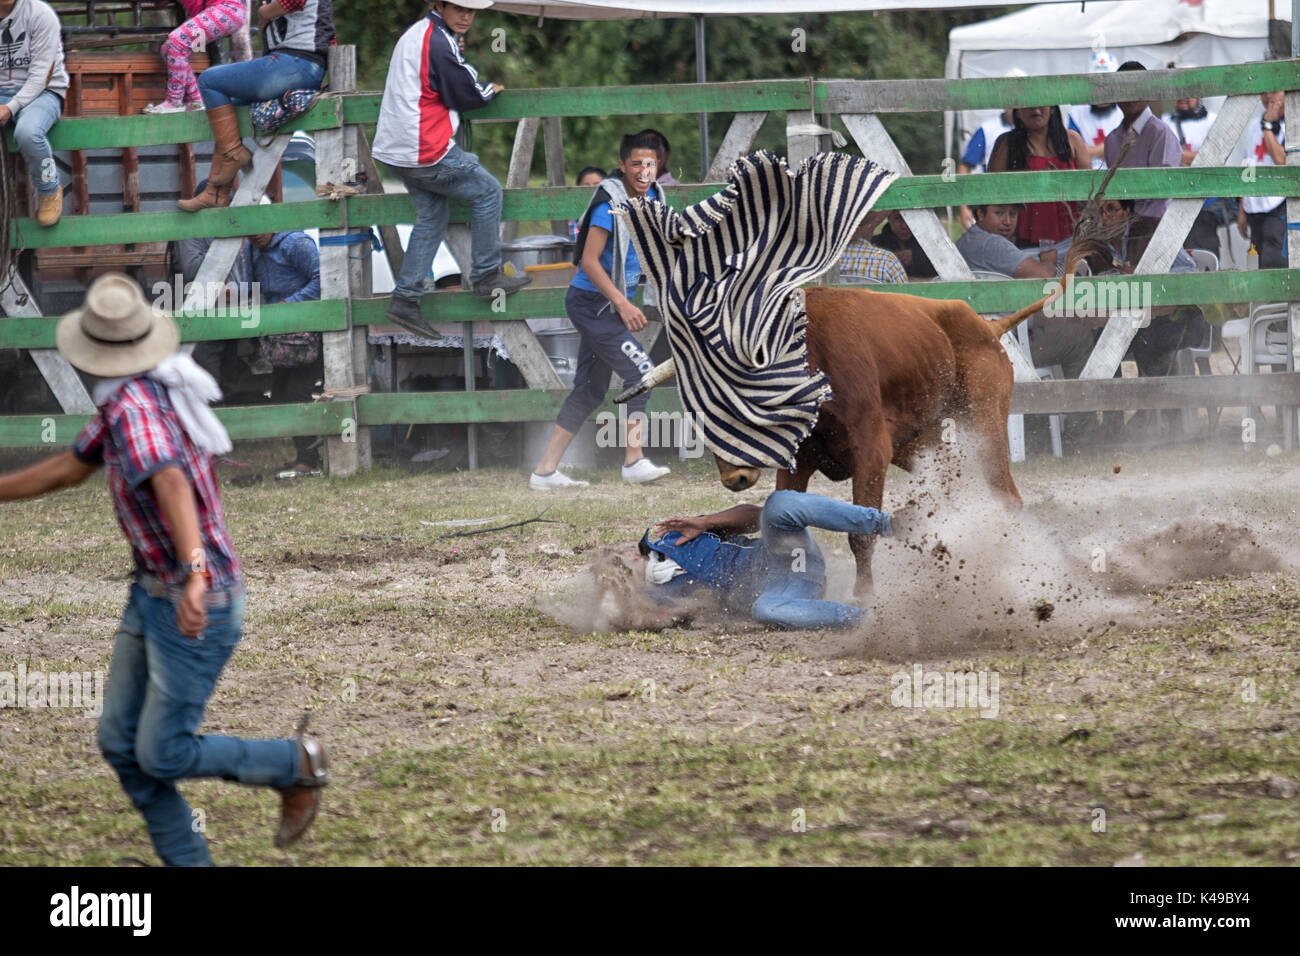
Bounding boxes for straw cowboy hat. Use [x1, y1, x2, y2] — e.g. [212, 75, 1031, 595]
[57, 273, 180, 378]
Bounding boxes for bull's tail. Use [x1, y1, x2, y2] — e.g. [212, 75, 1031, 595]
[985, 245, 1089, 340]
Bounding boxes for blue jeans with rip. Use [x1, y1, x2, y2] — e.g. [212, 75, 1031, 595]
[392, 145, 504, 297]
[750, 490, 890, 630]
[197, 51, 325, 108]
[0, 88, 63, 196]
[96, 581, 298, 866]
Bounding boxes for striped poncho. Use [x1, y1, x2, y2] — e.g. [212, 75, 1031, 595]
[617, 151, 897, 470]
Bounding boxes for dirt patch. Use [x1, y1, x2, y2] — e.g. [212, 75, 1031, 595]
[1109, 520, 1281, 590]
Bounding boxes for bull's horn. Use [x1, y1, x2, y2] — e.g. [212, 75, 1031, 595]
[614, 358, 677, 404]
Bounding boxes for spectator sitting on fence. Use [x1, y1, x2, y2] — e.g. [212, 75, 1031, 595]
[371, 1, 530, 338]
[1237, 90, 1287, 270]
[873, 209, 937, 279]
[839, 210, 907, 284]
[1065, 48, 1122, 170]
[635, 490, 897, 631]
[247, 220, 324, 476]
[1162, 79, 1223, 256]
[987, 104, 1090, 248]
[570, 166, 606, 242]
[0, 0, 68, 227]
[638, 128, 680, 185]
[177, 0, 336, 212]
[956, 203, 1094, 382]
[145, 1, 251, 114]
[1101, 61, 1183, 267]
[529, 132, 671, 490]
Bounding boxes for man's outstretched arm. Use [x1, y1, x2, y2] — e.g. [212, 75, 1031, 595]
[656, 504, 762, 543]
[0, 451, 99, 502]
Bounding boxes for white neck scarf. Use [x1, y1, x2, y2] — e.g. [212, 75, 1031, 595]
[92, 353, 233, 456]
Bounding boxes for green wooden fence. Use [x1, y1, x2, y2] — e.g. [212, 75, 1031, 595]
[2, 60, 1297, 456]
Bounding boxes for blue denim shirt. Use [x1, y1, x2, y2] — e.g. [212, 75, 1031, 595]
[251, 232, 321, 304]
[643, 530, 766, 609]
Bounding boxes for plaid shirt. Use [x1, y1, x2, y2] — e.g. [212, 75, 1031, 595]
[73, 378, 241, 588]
[840, 240, 908, 284]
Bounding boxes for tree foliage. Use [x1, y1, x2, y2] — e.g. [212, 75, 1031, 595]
[336, 4, 998, 182]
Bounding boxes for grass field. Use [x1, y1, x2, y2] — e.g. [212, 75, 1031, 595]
[1, 438, 1298, 866]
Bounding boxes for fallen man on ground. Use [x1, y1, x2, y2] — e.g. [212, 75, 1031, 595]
[638, 490, 897, 631]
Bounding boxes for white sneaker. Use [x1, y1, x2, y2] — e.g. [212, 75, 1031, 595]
[143, 101, 187, 115]
[622, 458, 671, 484]
[530, 469, 589, 489]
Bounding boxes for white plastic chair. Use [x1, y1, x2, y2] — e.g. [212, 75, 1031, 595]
[975, 268, 1065, 461]
[1241, 303, 1292, 440]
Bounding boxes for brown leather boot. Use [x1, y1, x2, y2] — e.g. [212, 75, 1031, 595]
[176, 174, 237, 213]
[36, 185, 63, 227]
[274, 727, 328, 849]
[206, 102, 252, 185]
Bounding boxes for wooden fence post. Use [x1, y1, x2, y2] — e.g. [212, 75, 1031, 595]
[317, 45, 371, 476]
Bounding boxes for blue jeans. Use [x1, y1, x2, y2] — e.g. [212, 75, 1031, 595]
[197, 51, 325, 108]
[0, 88, 63, 196]
[749, 490, 890, 630]
[392, 145, 504, 296]
[96, 581, 298, 866]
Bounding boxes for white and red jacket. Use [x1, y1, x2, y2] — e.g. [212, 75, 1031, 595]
[371, 11, 495, 169]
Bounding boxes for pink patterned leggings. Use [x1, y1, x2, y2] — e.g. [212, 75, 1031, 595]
[161, 0, 250, 106]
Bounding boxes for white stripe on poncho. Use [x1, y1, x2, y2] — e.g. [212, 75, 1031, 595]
[617, 151, 897, 470]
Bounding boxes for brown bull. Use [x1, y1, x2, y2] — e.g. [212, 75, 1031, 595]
[715, 282, 1064, 594]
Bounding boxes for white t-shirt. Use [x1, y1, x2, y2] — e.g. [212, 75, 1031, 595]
[1162, 109, 1216, 154]
[1067, 104, 1123, 169]
[1242, 120, 1285, 215]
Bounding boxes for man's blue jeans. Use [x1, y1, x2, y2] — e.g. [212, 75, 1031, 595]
[0, 88, 63, 196]
[392, 145, 504, 297]
[197, 51, 325, 108]
[750, 490, 890, 630]
[97, 582, 298, 866]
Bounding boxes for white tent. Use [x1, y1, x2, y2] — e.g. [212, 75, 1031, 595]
[947, 0, 1293, 165]
[494, 1, 1102, 18]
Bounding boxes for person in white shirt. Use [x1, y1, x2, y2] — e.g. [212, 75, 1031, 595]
[1162, 71, 1222, 256]
[1066, 49, 1122, 170]
[1238, 91, 1286, 269]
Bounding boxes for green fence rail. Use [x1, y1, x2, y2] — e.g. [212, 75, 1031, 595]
[2, 61, 1297, 454]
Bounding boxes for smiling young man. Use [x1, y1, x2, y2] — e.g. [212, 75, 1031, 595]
[372, 0, 529, 336]
[0, 0, 68, 226]
[529, 131, 671, 489]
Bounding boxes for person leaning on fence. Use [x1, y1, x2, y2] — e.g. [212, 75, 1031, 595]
[1101, 61, 1183, 267]
[1238, 91, 1287, 270]
[0, 274, 329, 866]
[371, 1, 530, 338]
[178, 0, 337, 212]
[145, 0, 251, 115]
[987, 103, 1090, 248]
[248, 221, 324, 475]
[0, 0, 68, 227]
[529, 132, 672, 490]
